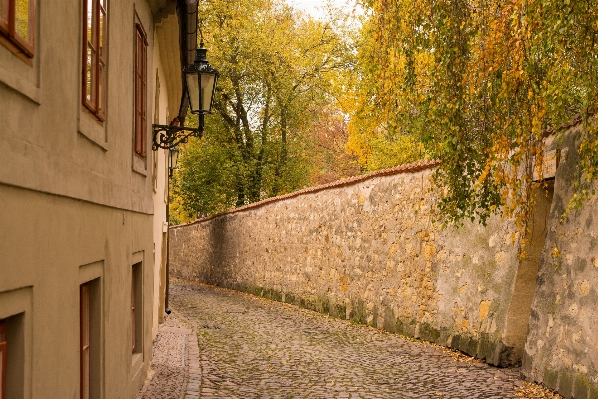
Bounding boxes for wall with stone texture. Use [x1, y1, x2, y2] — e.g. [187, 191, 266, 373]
[522, 125, 598, 399]
[170, 161, 528, 366]
[170, 124, 598, 398]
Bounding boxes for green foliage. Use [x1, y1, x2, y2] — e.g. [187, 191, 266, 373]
[172, 0, 354, 220]
[355, 0, 598, 228]
[172, 118, 239, 218]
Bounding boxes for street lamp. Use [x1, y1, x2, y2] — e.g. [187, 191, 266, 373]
[185, 42, 218, 115]
[168, 146, 180, 177]
[152, 43, 219, 150]
[157, 43, 218, 316]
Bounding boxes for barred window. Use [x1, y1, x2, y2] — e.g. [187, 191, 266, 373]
[131, 262, 142, 353]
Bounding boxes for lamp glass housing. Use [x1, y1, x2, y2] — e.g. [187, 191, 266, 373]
[186, 73, 200, 113]
[185, 45, 218, 115]
[169, 147, 180, 171]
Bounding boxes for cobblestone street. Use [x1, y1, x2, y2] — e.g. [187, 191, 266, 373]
[139, 280, 550, 399]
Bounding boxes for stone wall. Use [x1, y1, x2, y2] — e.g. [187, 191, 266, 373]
[170, 124, 598, 397]
[522, 125, 598, 399]
[170, 161, 528, 366]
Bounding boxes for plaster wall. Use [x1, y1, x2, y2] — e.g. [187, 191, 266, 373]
[0, 185, 155, 399]
[151, 37, 170, 338]
[523, 126, 598, 399]
[0, 0, 165, 213]
[170, 165, 526, 366]
[0, 0, 178, 397]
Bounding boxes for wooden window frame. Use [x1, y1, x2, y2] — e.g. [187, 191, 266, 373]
[82, 0, 107, 121]
[0, 320, 5, 399]
[0, 0, 35, 58]
[80, 284, 90, 399]
[131, 262, 143, 355]
[134, 23, 148, 158]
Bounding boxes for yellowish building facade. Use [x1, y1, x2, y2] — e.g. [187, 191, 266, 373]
[0, 0, 196, 397]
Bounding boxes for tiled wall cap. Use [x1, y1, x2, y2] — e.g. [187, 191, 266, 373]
[172, 159, 442, 229]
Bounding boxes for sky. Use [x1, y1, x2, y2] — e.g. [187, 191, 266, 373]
[286, 0, 362, 20]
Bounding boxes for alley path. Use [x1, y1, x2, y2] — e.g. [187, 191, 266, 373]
[154, 279, 542, 399]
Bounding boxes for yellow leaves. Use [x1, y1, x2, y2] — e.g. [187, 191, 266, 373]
[169, 191, 197, 225]
[351, 0, 598, 228]
[474, 164, 491, 191]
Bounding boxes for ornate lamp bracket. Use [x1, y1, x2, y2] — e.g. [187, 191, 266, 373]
[151, 124, 203, 150]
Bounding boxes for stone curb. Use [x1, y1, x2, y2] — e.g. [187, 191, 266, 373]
[135, 314, 199, 399]
[185, 328, 201, 399]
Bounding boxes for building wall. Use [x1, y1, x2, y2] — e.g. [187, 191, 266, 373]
[169, 163, 530, 366]
[0, 0, 176, 397]
[151, 36, 170, 338]
[522, 125, 598, 399]
[0, 186, 154, 398]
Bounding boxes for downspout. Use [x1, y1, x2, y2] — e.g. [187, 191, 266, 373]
[165, 182, 171, 313]
[176, 0, 199, 125]
[166, 0, 198, 315]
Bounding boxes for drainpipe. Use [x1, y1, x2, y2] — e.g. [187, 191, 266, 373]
[165, 119, 179, 316]
[165, 181, 171, 315]
[165, 0, 198, 314]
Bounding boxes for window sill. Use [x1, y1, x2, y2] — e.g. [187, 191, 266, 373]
[0, 63, 39, 104]
[78, 108, 107, 151]
[0, 34, 33, 66]
[132, 152, 147, 177]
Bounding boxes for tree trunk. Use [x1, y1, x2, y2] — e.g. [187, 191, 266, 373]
[272, 106, 288, 196]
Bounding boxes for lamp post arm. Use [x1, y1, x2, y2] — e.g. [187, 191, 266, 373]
[152, 115, 205, 150]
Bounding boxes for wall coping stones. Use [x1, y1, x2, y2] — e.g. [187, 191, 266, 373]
[171, 113, 584, 231]
[170, 158, 442, 229]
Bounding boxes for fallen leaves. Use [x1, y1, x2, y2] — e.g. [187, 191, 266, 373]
[515, 381, 564, 399]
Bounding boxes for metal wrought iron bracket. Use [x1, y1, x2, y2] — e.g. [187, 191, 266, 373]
[152, 124, 203, 150]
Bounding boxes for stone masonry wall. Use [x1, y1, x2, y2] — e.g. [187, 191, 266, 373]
[522, 125, 598, 399]
[170, 161, 525, 366]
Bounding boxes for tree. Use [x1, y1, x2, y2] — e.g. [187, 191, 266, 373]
[171, 0, 354, 219]
[304, 106, 361, 185]
[352, 0, 598, 229]
[342, 15, 429, 172]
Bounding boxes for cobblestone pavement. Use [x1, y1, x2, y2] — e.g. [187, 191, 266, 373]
[136, 314, 201, 399]
[168, 280, 530, 399]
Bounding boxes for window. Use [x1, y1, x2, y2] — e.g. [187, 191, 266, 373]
[134, 23, 147, 157]
[80, 280, 100, 399]
[131, 262, 142, 354]
[80, 284, 90, 399]
[0, 320, 5, 399]
[0, 0, 35, 57]
[0, 288, 29, 399]
[82, 0, 107, 120]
